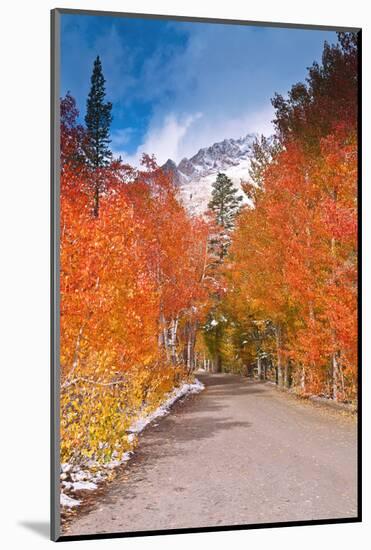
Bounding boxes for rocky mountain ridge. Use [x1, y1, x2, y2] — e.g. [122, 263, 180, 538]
[162, 134, 255, 214]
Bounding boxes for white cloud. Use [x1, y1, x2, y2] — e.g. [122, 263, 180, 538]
[63, 18, 334, 167]
[111, 128, 135, 149]
[111, 22, 281, 166]
[113, 105, 275, 167]
[118, 22, 332, 163]
[177, 104, 275, 160]
[113, 112, 202, 166]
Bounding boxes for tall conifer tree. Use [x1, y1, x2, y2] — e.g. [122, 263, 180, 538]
[85, 55, 112, 217]
[208, 172, 243, 260]
[205, 173, 243, 373]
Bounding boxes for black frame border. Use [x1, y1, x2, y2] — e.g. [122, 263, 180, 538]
[51, 7, 362, 542]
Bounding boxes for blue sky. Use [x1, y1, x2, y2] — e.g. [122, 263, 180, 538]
[61, 14, 337, 165]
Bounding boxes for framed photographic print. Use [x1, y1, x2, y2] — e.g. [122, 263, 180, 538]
[51, 8, 361, 542]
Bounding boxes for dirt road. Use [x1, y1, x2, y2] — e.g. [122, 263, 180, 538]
[65, 373, 358, 536]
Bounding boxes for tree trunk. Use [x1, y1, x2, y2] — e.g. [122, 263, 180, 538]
[158, 310, 169, 357]
[330, 232, 343, 401]
[332, 352, 339, 400]
[257, 355, 262, 380]
[183, 320, 197, 373]
[213, 355, 222, 373]
[275, 325, 284, 387]
[93, 182, 100, 218]
[283, 364, 289, 388]
[187, 331, 192, 371]
[300, 365, 306, 392]
[169, 317, 178, 364]
[163, 326, 169, 351]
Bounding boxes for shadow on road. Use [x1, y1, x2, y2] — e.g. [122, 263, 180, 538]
[197, 373, 270, 397]
[147, 416, 251, 445]
[64, 371, 358, 535]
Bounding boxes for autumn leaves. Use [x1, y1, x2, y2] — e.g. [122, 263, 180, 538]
[59, 32, 358, 470]
[227, 131, 357, 398]
[60, 96, 211, 464]
[224, 33, 358, 399]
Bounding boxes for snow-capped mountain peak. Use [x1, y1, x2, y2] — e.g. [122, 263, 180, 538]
[185, 133, 254, 178]
[162, 133, 255, 214]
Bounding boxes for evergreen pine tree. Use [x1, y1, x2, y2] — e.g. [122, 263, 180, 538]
[85, 55, 113, 217]
[208, 172, 243, 229]
[208, 172, 243, 259]
[204, 173, 243, 373]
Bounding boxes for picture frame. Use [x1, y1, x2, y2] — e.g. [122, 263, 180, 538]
[51, 8, 362, 542]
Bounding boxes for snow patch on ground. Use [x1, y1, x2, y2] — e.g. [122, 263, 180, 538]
[60, 493, 81, 508]
[129, 378, 204, 434]
[60, 378, 204, 507]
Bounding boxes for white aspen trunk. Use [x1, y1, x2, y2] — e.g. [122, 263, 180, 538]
[187, 334, 192, 371]
[162, 316, 169, 351]
[168, 317, 178, 363]
[332, 352, 339, 400]
[284, 363, 290, 388]
[191, 324, 196, 371]
[163, 327, 169, 351]
[339, 360, 345, 397]
[158, 310, 169, 357]
[330, 233, 344, 401]
[275, 325, 284, 387]
[301, 365, 306, 392]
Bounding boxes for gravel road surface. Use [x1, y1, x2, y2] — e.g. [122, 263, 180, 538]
[65, 373, 357, 536]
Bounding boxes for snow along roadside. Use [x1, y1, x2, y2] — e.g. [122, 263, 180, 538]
[60, 378, 205, 508]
